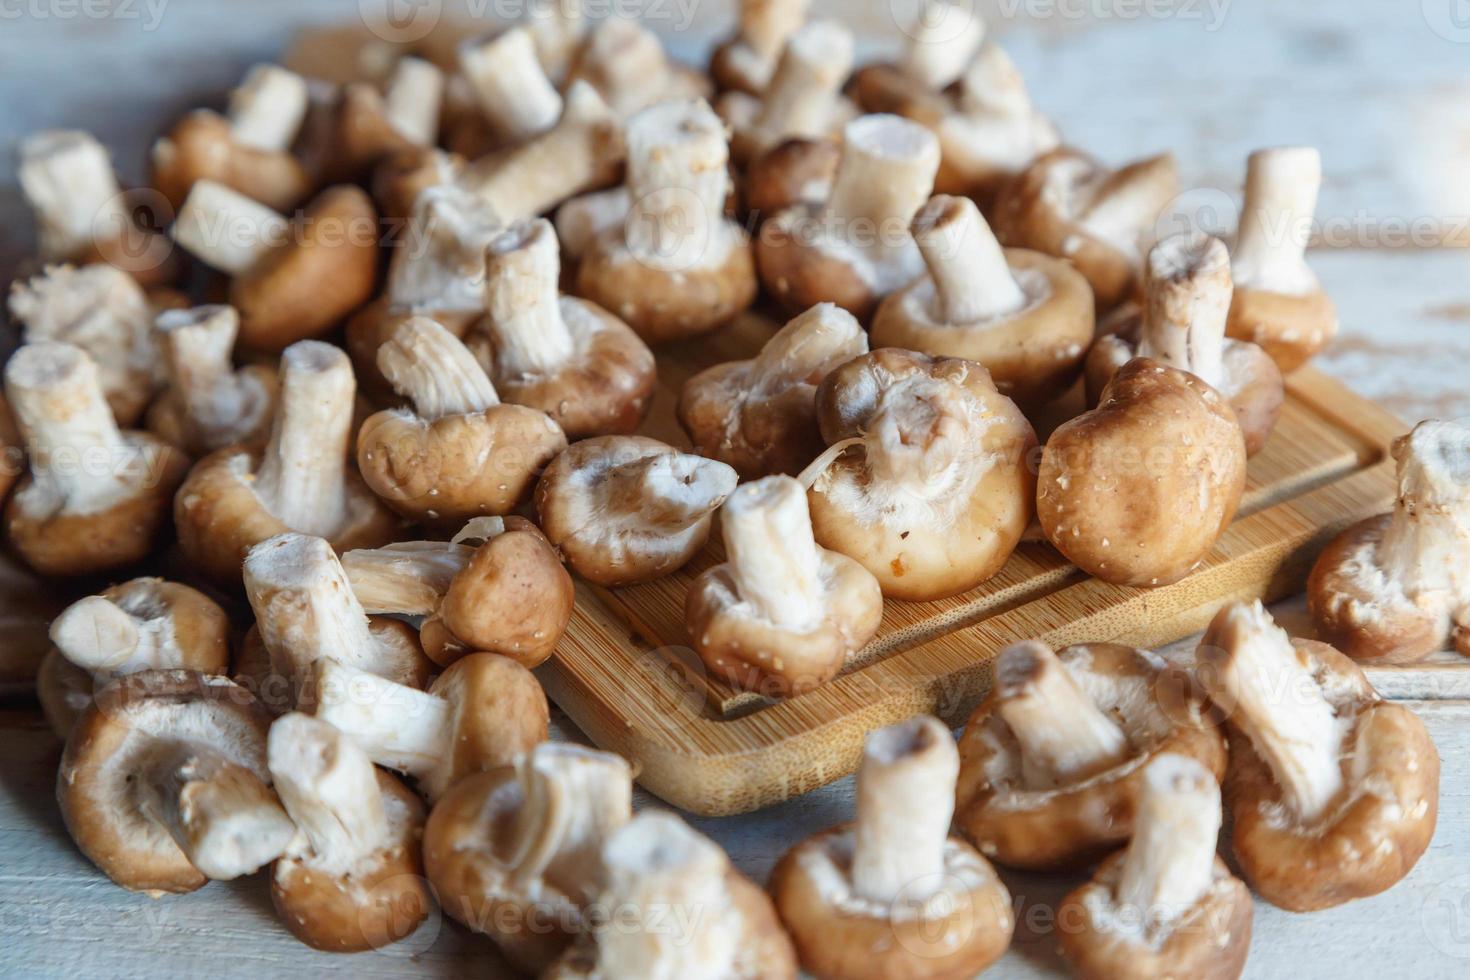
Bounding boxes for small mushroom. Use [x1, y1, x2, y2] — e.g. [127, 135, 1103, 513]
[314, 56, 445, 183]
[724, 19, 855, 167]
[57, 670, 296, 894]
[267, 713, 433, 952]
[171, 180, 378, 352]
[4, 342, 187, 577]
[850, 0, 985, 106]
[39, 578, 231, 739]
[1196, 600, 1440, 911]
[309, 653, 549, 802]
[174, 340, 398, 586]
[151, 64, 312, 212]
[955, 641, 1226, 870]
[871, 194, 1095, 408]
[757, 113, 940, 321]
[342, 516, 574, 668]
[19, 131, 178, 287]
[473, 219, 656, 439]
[1310, 420, 1470, 663]
[687, 475, 883, 697]
[772, 716, 1014, 980]
[679, 302, 868, 479]
[356, 317, 567, 524]
[536, 436, 739, 587]
[565, 18, 713, 121]
[1085, 232, 1284, 456]
[458, 27, 564, 150]
[575, 99, 758, 344]
[544, 811, 797, 980]
[424, 743, 633, 972]
[146, 305, 278, 456]
[992, 148, 1179, 313]
[8, 263, 163, 426]
[805, 348, 1037, 601]
[1037, 358, 1247, 587]
[1227, 147, 1337, 371]
[710, 0, 812, 95]
[241, 533, 432, 712]
[1057, 754, 1253, 980]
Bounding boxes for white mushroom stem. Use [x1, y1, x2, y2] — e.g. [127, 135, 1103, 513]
[722, 476, 825, 630]
[506, 744, 633, 903]
[226, 64, 310, 152]
[625, 100, 732, 272]
[253, 342, 356, 536]
[994, 642, 1130, 788]
[900, 0, 986, 90]
[576, 19, 674, 117]
[460, 28, 563, 143]
[482, 220, 575, 375]
[864, 376, 968, 494]
[1379, 420, 1470, 599]
[268, 713, 389, 876]
[605, 453, 739, 527]
[1198, 601, 1344, 822]
[912, 194, 1026, 322]
[740, 0, 810, 58]
[1115, 754, 1222, 926]
[958, 43, 1033, 118]
[1232, 147, 1322, 295]
[243, 534, 380, 690]
[172, 180, 287, 276]
[852, 716, 959, 904]
[826, 114, 941, 246]
[527, 0, 588, 80]
[311, 658, 449, 786]
[341, 541, 472, 615]
[50, 594, 172, 675]
[383, 57, 445, 147]
[155, 305, 262, 444]
[1138, 232, 1233, 390]
[386, 185, 504, 312]
[18, 131, 128, 260]
[555, 186, 632, 260]
[748, 20, 853, 151]
[4, 342, 130, 514]
[135, 740, 295, 881]
[378, 316, 501, 419]
[750, 302, 867, 397]
[1077, 154, 1178, 264]
[595, 813, 739, 980]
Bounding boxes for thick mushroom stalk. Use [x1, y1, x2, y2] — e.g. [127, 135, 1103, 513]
[1233, 147, 1321, 295]
[51, 594, 181, 676]
[1197, 601, 1344, 822]
[254, 341, 356, 537]
[1376, 421, 1470, 598]
[1077, 154, 1178, 261]
[624, 100, 733, 273]
[378, 316, 501, 419]
[827, 115, 942, 261]
[739, 0, 810, 65]
[154, 305, 272, 451]
[608, 453, 736, 528]
[460, 27, 563, 143]
[172, 180, 289, 276]
[19, 131, 128, 262]
[1137, 232, 1233, 390]
[268, 713, 388, 876]
[900, 0, 986, 90]
[750, 303, 868, 400]
[744, 20, 853, 155]
[1114, 754, 1221, 925]
[226, 64, 309, 152]
[312, 658, 450, 785]
[912, 194, 1027, 323]
[852, 716, 959, 904]
[385, 185, 504, 313]
[994, 641, 1130, 788]
[483, 221, 575, 375]
[723, 476, 825, 630]
[382, 57, 445, 147]
[340, 539, 472, 616]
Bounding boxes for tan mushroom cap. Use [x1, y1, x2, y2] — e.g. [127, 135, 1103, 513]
[1038, 358, 1247, 587]
[536, 436, 739, 587]
[151, 110, 311, 213]
[36, 650, 95, 741]
[230, 185, 380, 352]
[807, 348, 1037, 601]
[1198, 603, 1440, 912]
[1227, 286, 1337, 374]
[742, 137, 841, 220]
[57, 670, 293, 894]
[955, 642, 1226, 871]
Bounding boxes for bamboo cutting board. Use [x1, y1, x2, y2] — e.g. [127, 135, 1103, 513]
[536, 311, 1407, 816]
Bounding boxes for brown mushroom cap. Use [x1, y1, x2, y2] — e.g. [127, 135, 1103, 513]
[57, 669, 293, 894]
[370, 145, 465, 225]
[1227, 285, 1337, 374]
[151, 110, 311, 213]
[535, 436, 739, 587]
[742, 137, 841, 220]
[807, 348, 1038, 601]
[1038, 358, 1247, 587]
[955, 643, 1226, 871]
[36, 649, 94, 740]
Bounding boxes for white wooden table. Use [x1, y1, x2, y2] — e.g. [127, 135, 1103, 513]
[3, 2, 1470, 977]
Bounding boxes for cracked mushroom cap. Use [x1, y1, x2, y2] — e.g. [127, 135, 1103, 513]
[1197, 601, 1440, 912]
[57, 669, 295, 894]
[4, 342, 189, 577]
[40, 578, 231, 738]
[535, 437, 739, 587]
[268, 713, 432, 952]
[871, 195, 1096, 408]
[807, 348, 1037, 601]
[991, 148, 1179, 313]
[424, 743, 633, 973]
[151, 109, 311, 212]
[679, 302, 869, 480]
[955, 641, 1226, 871]
[1038, 358, 1247, 588]
[687, 475, 883, 698]
[1308, 420, 1470, 664]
